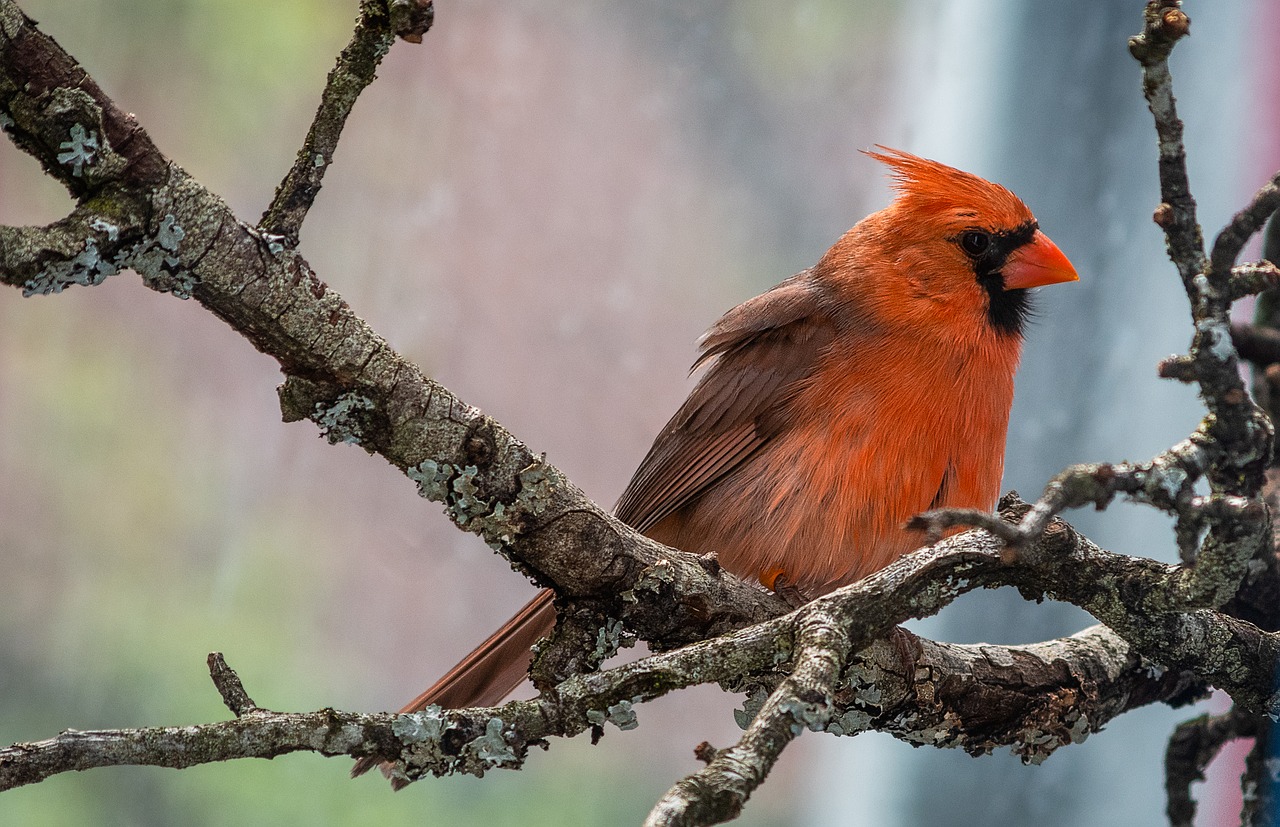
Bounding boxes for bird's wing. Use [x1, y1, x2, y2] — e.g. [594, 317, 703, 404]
[614, 272, 837, 531]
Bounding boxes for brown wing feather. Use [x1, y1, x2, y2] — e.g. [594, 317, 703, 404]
[614, 272, 835, 531]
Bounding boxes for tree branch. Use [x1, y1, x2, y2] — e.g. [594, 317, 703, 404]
[208, 653, 263, 717]
[1165, 709, 1260, 827]
[258, 1, 431, 244]
[1210, 177, 1280, 283]
[1232, 322, 1280, 368]
[645, 609, 850, 827]
[0, 585, 1202, 800]
[1128, 0, 1204, 289]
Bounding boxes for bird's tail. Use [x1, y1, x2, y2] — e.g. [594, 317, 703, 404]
[351, 588, 557, 781]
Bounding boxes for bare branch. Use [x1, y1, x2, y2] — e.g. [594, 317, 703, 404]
[207, 653, 263, 717]
[0, 708, 384, 792]
[1210, 176, 1280, 282]
[1228, 261, 1280, 302]
[1165, 709, 1260, 827]
[1128, 0, 1205, 288]
[645, 609, 850, 827]
[1232, 322, 1280, 367]
[0, 599, 1203, 799]
[258, 2, 429, 244]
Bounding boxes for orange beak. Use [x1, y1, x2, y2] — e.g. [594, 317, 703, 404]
[1002, 230, 1078, 290]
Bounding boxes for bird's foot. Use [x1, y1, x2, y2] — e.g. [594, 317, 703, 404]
[761, 568, 809, 609]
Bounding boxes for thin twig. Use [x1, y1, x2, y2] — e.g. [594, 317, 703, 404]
[1228, 261, 1280, 302]
[1210, 177, 1280, 280]
[258, 2, 429, 244]
[1232, 322, 1280, 367]
[207, 653, 262, 717]
[1128, 0, 1205, 288]
[644, 609, 850, 827]
[1165, 709, 1260, 827]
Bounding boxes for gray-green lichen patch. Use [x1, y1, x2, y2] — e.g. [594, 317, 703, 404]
[586, 697, 641, 731]
[471, 502, 515, 549]
[21, 206, 199, 300]
[825, 708, 872, 736]
[394, 708, 524, 781]
[777, 695, 829, 736]
[516, 460, 554, 516]
[1012, 707, 1092, 765]
[469, 717, 518, 766]
[634, 559, 676, 594]
[841, 660, 884, 707]
[0, 109, 14, 131]
[408, 458, 454, 502]
[310, 391, 376, 445]
[258, 231, 287, 255]
[591, 618, 627, 664]
[20, 218, 129, 296]
[22, 234, 119, 295]
[450, 465, 487, 524]
[733, 688, 769, 730]
[892, 709, 969, 751]
[392, 706, 448, 744]
[619, 559, 680, 612]
[130, 213, 196, 298]
[57, 123, 98, 176]
[406, 457, 534, 548]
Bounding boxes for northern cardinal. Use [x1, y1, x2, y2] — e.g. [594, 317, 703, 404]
[354, 148, 1077, 778]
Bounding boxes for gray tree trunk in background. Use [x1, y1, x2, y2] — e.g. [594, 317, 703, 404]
[809, 2, 1256, 825]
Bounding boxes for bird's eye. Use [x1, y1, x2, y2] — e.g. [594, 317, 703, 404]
[960, 231, 991, 257]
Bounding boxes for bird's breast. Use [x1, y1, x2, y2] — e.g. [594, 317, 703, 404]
[651, 333, 1019, 595]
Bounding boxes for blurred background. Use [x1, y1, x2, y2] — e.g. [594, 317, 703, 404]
[1, 1, 1275, 824]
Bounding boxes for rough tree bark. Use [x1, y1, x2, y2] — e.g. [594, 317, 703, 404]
[2, 1, 1280, 825]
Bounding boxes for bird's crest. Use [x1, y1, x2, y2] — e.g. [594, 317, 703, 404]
[862, 146, 1031, 226]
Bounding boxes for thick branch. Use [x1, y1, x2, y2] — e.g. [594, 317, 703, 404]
[351, 501, 1277, 789]
[0, 1, 165, 194]
[1, 613, 1200, 795]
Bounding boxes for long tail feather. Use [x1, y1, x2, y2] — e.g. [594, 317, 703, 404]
[351, 589, 556, 780]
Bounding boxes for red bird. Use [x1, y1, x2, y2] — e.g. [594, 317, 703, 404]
[354, 148, 1077, 777]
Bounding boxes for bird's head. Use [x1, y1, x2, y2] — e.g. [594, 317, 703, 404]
[821, 147, 1078, 339]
